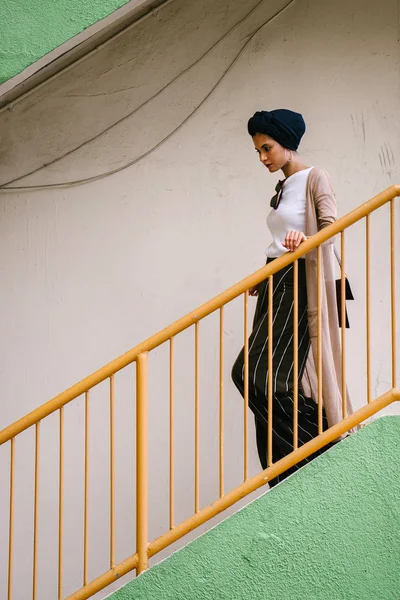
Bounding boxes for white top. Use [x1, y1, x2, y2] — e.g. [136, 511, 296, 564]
[266, 167, 314, 258]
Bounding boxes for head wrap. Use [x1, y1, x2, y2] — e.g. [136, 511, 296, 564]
[247, 109, 306, 150]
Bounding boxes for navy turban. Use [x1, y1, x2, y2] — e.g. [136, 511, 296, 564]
[247, 109, 306, 151]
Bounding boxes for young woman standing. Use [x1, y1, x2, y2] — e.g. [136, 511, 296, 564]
[231, 109, 352, 487]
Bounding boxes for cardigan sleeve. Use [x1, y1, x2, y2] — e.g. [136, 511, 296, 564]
[311, 168, 337, 230]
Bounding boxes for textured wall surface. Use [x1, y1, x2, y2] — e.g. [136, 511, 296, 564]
[0, 0, 131, 83]
[109, 417, 400, 600]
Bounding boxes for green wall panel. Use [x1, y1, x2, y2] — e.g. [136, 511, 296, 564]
[109, 416, 400, 600]
[0, 0, 131, 83]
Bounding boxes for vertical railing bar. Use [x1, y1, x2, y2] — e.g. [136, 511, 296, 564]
[390, 199, 397, 387]
[243, 291, 249, 482]
[341, 232, 347, 418]
[293, 260, 299, 451]
[32, 422, 40, 600]
[267, 276, 273, 467]
[366, 216, 371, 404]
[58, 408, 64, 600]
[317, 246, 323, 432]
[169, 338, 175, 529]
[84, 391, 89, 586]
[219, 307, 224, 498]
[8, 438, 15, 600]
[136, 353, 149, 574]
[109, 376, 115, 569]
[194, 322, 200, 513]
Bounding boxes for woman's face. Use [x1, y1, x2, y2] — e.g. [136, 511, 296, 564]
[252, 133, 288, 173]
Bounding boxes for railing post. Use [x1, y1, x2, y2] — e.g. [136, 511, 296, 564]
[243, 292, 249, 482]
[390, 199, 397, 387]
[136, 352, 149, 574]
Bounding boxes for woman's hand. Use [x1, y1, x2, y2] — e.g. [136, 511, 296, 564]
[283, 230, 307, 252]
[249, 284, 259, 297]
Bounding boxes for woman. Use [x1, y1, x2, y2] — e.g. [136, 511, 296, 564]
[231, 109, 352, 487]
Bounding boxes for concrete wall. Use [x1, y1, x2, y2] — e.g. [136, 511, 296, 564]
[0, 0, 132, 83]
[0, 0, 399, 599]
[108, 416, 400, 600]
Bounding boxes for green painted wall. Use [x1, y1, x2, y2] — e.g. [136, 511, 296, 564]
[109, 416, 400, 600]
[0, 0, 131, 84]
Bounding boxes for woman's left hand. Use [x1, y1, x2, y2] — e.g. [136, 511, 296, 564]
[283, 230, 307, 252]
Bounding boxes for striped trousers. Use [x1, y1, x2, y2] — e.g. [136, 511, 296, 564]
[231, 259, 332, 487]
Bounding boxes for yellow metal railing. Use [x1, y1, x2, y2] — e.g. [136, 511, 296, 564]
[0, 184, 399, 600]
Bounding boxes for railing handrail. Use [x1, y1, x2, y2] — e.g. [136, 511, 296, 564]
[1, 184, 399, 444]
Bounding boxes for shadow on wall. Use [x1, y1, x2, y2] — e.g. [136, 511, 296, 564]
[0, 0, 294, 188]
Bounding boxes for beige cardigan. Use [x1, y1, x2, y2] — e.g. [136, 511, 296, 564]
[301, 167, 354, 428]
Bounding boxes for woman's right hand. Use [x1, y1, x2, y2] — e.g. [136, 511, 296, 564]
[249, 284, 259, 297]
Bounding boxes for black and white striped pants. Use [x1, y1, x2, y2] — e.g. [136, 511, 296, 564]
[231, 258, 332, 487]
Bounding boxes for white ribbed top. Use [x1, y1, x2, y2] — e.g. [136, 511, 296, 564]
[266, 167, 314, 258]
